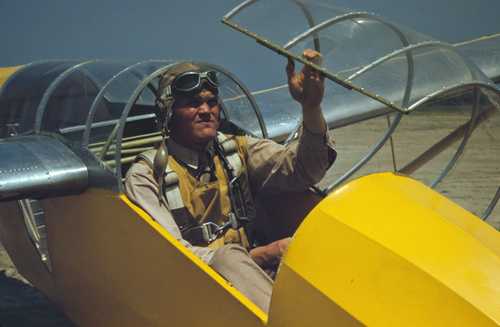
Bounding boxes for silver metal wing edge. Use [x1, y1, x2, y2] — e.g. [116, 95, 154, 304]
[0, 135, 88, 201]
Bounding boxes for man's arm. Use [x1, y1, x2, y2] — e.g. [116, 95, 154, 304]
[246, 49, 336, 194]
[124, 161, 215, 263]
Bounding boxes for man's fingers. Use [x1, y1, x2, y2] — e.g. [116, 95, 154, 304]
[278, 237, 292, 253]
[319, 70, 325, 82]
[302, 49, 323, 67]
[302, 48, 322, 62]
[286, 57, 295, 79]
[305, 49, 325, 82]
[302, 49, 323, 78]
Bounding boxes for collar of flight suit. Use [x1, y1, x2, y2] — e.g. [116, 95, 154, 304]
[166, 137, 215, 171]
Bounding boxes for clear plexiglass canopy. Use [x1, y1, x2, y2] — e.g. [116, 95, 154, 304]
[223, 0, 500, 220]
[223, 0, 500, 136]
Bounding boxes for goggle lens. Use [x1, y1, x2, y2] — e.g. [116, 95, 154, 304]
[172, 71, 219, 94]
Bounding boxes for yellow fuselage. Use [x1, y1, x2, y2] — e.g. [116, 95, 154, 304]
[0, 173, 498, 326]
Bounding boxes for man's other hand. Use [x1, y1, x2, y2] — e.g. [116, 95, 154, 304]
[249, 237, 292, 269]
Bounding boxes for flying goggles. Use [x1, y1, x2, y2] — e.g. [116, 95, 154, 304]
[166, 71, 219, 98]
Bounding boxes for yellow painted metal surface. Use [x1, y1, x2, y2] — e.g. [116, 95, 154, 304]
[0, 66, 22, 88]
[40, 188, 266, 327]
[270, 172, 500, 326]
[1, 173, 499, 326]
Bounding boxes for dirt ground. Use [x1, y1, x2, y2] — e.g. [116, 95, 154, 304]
[0, 108, 498, 326]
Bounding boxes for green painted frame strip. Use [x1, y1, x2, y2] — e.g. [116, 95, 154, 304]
[221, 18, 408, 114]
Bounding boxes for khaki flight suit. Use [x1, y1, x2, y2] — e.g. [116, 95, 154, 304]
[125, 125, 336, 312]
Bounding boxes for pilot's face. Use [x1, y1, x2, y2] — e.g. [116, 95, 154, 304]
[170, 89, 221, 148]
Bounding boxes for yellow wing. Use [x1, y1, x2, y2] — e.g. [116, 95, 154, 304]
[0, 66, 22, 87]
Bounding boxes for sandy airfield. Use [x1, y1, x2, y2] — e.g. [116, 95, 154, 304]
[0, 108, 498, 326]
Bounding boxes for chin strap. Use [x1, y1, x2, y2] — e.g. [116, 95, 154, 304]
[153, 139, 169, 205]
[153, 93, 175, 205]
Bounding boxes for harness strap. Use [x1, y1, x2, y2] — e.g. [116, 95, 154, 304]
[136, 150, 193, 231]
[135, 134, 245, 244]
[217, 133, 242, 176]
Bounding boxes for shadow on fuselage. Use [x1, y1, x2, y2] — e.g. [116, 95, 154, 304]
[0, 271, 74, 327]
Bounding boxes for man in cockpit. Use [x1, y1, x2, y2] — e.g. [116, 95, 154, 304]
[125, 49, 336, 313]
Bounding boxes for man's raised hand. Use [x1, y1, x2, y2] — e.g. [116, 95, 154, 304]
[287, 49, 325, 110]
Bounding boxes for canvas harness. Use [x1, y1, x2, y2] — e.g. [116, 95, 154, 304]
[137, 133, 252, 245]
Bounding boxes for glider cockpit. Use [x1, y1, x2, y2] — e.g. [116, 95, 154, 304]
[0, 60, 267, 194]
